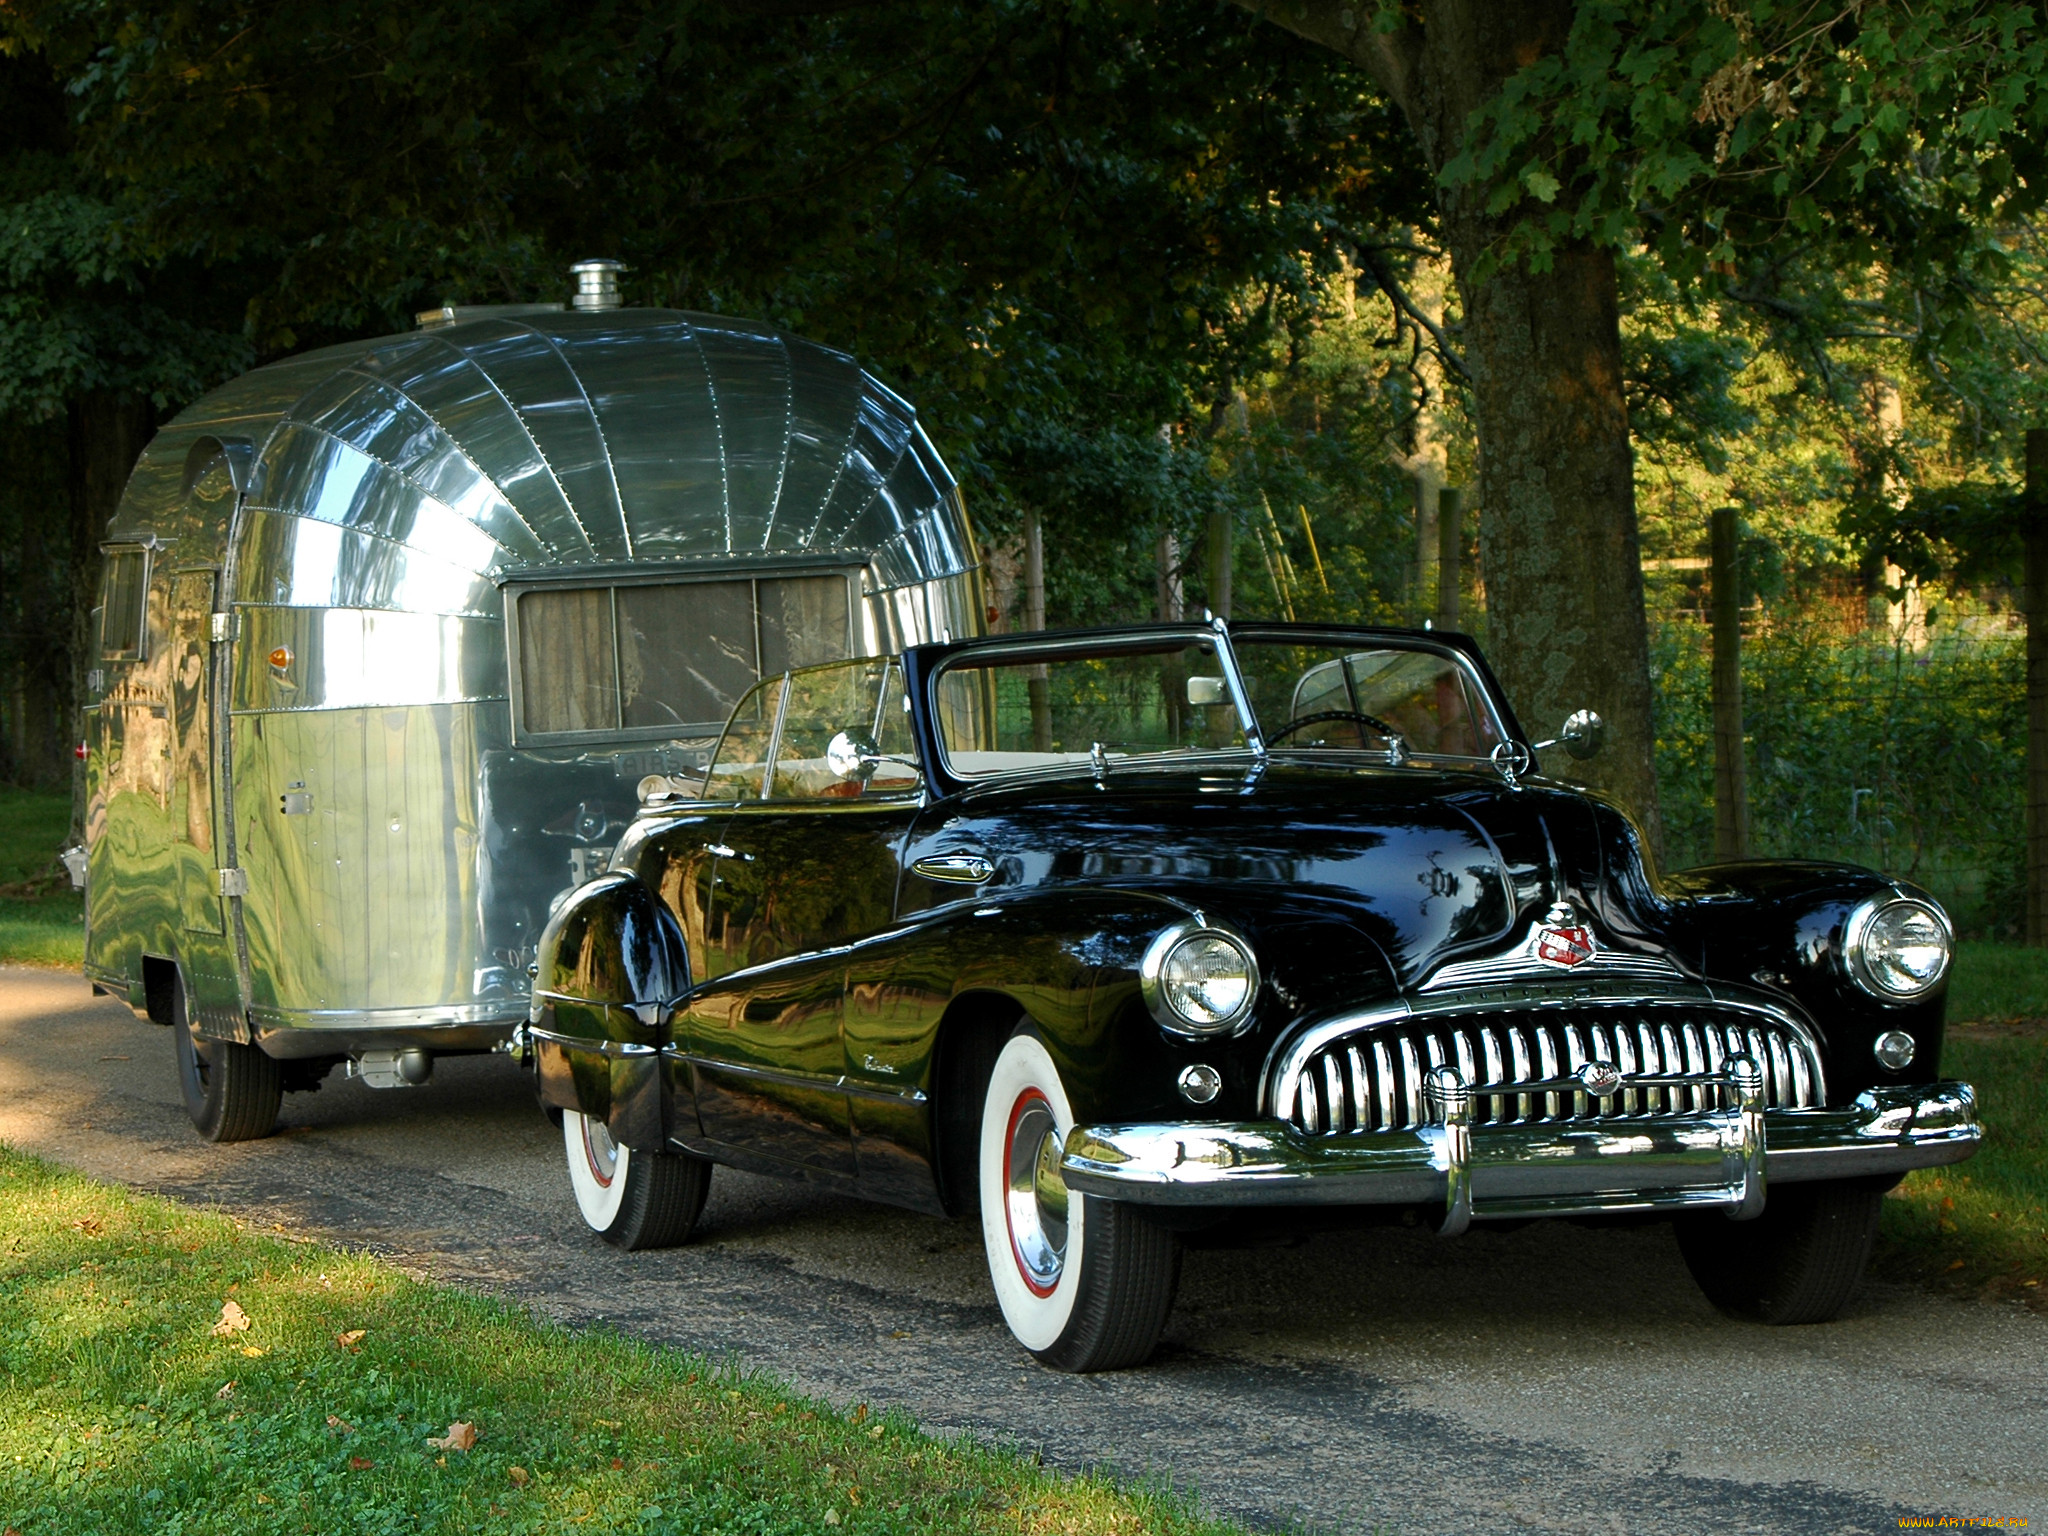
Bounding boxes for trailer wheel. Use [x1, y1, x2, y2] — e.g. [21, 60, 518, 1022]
[563, 1109, 711, 1250]
[172, 975, 281, 1142]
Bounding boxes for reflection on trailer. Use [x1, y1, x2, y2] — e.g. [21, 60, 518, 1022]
[76, 263, 984, 1141]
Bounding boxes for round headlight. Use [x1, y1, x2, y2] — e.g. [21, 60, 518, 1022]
[1140, 919, 1260, 1036]
[1844, 896, 1952, 1000]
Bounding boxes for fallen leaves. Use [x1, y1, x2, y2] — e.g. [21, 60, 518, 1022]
[508, 1466, 530, 1488]
[336, 1329, 366, 1349]
[211, 1300, 251, 1336]
[215, 1382, 236, 1400]
[69, 1217, 102, 1236]
[426, 1421, 478, 1453]
[348, 1456, 375, 1472]
[326, 1416, 354, 1436]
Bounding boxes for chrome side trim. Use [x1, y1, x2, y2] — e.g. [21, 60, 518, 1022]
[526, 1025, 658, 1059]
[911, 852, 995, 884]
[1060, 1082, 1979, 1214]
[671, 1050, 928, 1105]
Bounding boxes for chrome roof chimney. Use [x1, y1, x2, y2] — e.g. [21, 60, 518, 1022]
[570, 259, 626, 310]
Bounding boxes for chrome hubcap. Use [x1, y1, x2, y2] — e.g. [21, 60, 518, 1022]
[1005, 1091, 1069, 1294]
[580, 1114, 620, 1188]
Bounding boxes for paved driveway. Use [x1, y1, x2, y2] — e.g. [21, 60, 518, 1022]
[2, 966, 2041, 1533]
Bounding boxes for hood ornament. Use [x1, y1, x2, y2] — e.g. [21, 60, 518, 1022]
[1533, 902, 1596, 969]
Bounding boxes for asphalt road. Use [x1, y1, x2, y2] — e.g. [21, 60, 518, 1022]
[2, 966, 2042, 1535]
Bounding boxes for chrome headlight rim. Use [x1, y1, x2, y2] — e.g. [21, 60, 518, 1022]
[1842, 894, 1953, 1002]
[1139, 916, 1261, 1038]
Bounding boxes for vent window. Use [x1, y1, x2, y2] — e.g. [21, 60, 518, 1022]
[99, 547, 150, 661]
[511, 574, 855, 740]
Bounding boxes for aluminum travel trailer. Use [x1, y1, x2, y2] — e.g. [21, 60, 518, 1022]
[77, 263, 985, 1141]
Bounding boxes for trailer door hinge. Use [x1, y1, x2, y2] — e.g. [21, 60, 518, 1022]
[217, 867, 249, 898]
[210, 611, 235, 643]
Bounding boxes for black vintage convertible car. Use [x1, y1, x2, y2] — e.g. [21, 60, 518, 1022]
[522, 621, 1978, 1371]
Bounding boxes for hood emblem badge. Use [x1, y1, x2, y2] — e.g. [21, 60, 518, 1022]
[1575, 1060, 1624, 1097]
[1533, 902, 1596, 969]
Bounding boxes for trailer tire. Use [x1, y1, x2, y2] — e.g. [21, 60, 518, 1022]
[172, 976, 281, 1142]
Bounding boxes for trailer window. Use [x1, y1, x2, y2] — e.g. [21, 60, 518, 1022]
[513, 573, 854, 740]
[100, 547, 150, 660]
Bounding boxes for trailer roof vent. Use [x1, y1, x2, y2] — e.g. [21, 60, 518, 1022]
[570, 259, 627, 311]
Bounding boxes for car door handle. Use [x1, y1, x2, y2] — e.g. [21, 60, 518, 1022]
[703, 843, 752, 861]
[912, 851, 994, 884]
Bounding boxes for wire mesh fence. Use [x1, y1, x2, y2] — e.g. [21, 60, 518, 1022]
[1651, 609, 2025, 937]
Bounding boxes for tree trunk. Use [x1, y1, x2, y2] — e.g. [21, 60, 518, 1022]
[2025, 429, 2048, 945]
[1231, 0, 1662, 846]
[67, 390, 156, 838]
[1206, 508, 1234, 619]
[1435, 485, 1462, 629]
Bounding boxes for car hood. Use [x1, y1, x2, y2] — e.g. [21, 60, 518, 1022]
[902, 761, 1649, 988]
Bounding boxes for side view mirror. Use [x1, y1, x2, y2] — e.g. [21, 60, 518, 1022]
[827, 730, 881, 782]
[1544, 709, 1605, 761]
[1187, 676, 1230, 706]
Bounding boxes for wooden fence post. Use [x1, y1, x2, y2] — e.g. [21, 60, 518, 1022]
[1023, 511, 1052, 752]
[1711, 506, 1751, 861]
[2026, 430, 2048, 944]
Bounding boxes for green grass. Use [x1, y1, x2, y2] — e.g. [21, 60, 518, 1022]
[1945, 940, 2048, 1021]
[0, 785, 82, 967]
[1875, 945, 2048, 1310]
[0, 1145, 1237, 1536]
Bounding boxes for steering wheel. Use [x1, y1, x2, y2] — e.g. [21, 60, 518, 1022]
[1266, 709, 1408, 754]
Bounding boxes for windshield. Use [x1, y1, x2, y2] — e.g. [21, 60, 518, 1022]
[1230, 635, 1504, 759]
[930, 629, 1506, 779]
[933, 637, 1248, 778]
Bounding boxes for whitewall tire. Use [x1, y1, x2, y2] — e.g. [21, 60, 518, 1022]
[977, 1029, 1181, 1371]
[563, 1109, 711, 1251]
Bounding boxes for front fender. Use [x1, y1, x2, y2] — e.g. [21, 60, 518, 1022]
[1663, 860, 1949, 1100]
[851, 887, 1398, 1127]
[530, 873, 689, 1148]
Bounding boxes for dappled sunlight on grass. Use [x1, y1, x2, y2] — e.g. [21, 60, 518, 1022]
[0, 1148, 1235, 1535]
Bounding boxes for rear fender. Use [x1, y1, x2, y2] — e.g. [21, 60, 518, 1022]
[529, 872, 688, 1150]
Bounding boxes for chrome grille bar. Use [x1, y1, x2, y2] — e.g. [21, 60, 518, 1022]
[1280, 1004, 1825, 1137]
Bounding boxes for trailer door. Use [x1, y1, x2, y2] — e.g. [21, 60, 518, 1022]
[169, 570, 225, 936]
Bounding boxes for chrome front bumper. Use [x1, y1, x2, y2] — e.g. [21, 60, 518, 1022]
[1059, 1080, 1978, 1233]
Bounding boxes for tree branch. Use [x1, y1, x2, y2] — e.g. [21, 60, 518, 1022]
[1331, 225, 1471, 384]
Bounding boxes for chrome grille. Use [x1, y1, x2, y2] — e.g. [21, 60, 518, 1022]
[1282, 1005, 1823, 1136]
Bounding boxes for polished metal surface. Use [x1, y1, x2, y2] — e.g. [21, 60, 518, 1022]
[910, 852, 995, 884]
[1006, 1092, 1068, 1292]
[1137, 915, 1262, 1038]
[83, 304, 981, 1053]
[1841, 892, 1954, 999]
[1058, 1081, 1980, 1211]
[1419, 916, 1688, 991]
[1427, 1064, 1473, 1236]
[1277, 999, 1822, 1136]
[1261, 981, 1827, 1122]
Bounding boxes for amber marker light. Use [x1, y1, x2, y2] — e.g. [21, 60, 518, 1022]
[268, 646, 293, 671]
